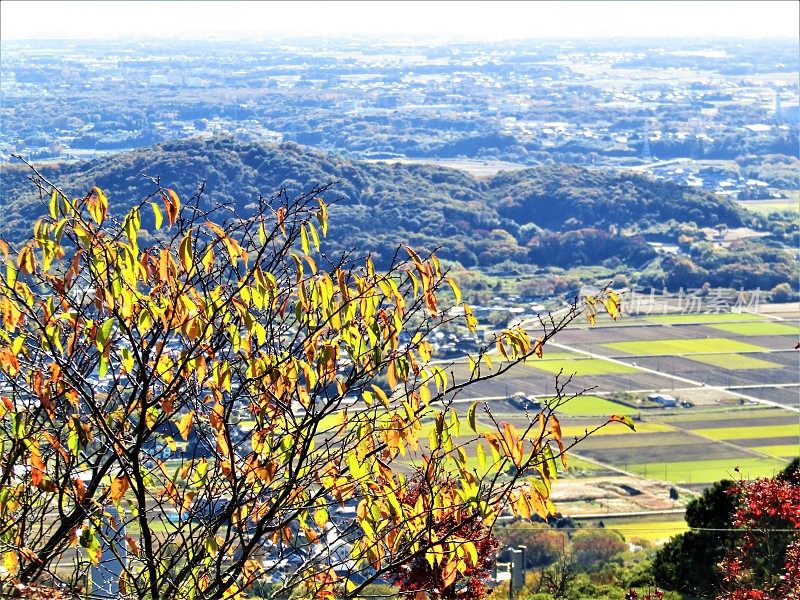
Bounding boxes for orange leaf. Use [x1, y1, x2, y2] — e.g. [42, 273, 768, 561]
[110, 476, 129, 502]
[125, 535, 139, 555]
[549, 414, 562, 443]
[162, 189, 180, 227]
[30, 446, 45, 487]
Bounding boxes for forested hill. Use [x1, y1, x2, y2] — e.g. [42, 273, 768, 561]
[3, 136, 791, 291]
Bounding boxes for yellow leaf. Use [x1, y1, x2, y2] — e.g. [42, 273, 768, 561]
[151, 202, 163, 230]
[201, 246, 214, 273]
[179, 231, 194, 273]
[464, 303, 477, 334]
[17, 244, 35, 275]
[49, 189, 59, 219]
[178, 410, 194, 440]
[314, 507, 329, 529]
[447, 278, 462, 305]
[3, 550, 19, 575]
[609, 414, 636, 431]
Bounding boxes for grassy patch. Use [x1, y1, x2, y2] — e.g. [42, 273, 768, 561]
[738, 200, 800, 216]
[750, 444, 800, 459]
[608, 520, 688, 543]
[693, 424, 799, 441]
[528, 357, 636, 376]
[708, 322, 800, 336]
[563, 455, 604, 473]
[605, 338, 768, 356]
[646, 313, 767, 325]
[685, 353, 782, 370]
[547, 395, 636, 417]
[627, 457, 789, 484]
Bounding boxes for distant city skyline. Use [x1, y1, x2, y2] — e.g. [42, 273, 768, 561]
[1, 1, 798, 41]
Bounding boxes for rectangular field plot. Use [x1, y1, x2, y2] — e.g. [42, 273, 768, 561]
[661, 410, 798, 426]
[692, 423, 799, 441]
[685, 353, 782, 370]
[708, 322, 800, 336]
[607, 520, 688, 543]
[560, 421, 674, 438]
[604, 338, 768, 356]
[645, 313, 767, 325]
[576, 431, 695, 450]
[626, 457, 789, 484]
[578, 441, 755, 466]
[528, 357, 637, 376]
[738, 200, 800, 216]
[546, 395, 635, 417]
[750, 444, 800, 459]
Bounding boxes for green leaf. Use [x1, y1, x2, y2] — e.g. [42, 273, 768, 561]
[467, 401, 478, 433]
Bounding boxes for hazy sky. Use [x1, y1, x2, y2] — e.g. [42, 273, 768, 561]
[2, 1, 798, 41]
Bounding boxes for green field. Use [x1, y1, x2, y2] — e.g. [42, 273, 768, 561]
[548, 395, 636, 417]
[708, 322, 800, 336]
[685, 353, 782, 370]
[529, 357, 636, 376]
[738, 200, 800, 216]
[627, 457, 789, 484]
[607, 520, 688, 543]
[750, 444, 800, 459]
[692, 424, 799, 441]
[646, 313, 767, 325]
[563, 455, 604, 473]
[605, 338, 768, 356]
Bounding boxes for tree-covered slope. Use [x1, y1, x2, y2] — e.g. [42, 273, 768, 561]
[2, 136, 792, 290]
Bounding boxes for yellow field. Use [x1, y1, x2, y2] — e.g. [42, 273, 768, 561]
[685, 353, 782, 370]
[608, 520, 688, 543]
[750, 444, 800, 459]
[692, 424, 799, 441]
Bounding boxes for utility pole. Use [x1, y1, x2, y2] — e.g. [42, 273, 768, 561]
[510, 547, 524, 599]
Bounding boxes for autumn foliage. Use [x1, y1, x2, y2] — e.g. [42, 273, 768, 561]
[718, 467, 800, 600]
[0, 176, 625, 599]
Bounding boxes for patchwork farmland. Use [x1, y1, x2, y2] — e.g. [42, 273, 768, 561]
[440, 305, 799, 521]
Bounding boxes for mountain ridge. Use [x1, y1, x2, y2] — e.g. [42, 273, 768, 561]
[2, 136, 792, 291]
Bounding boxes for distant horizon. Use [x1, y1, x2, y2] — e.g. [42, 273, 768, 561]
[2, 1, 798, 42]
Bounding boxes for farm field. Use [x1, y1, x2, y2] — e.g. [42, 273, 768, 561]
[645, 313, 769, 325]
[708, 322, 800, 336]
[545, 395, 636, 417]
[737, 199, 800, 216]
[528, 357, 637, 376]
[334, 307, 800, 525]
[604, 519, 689, 543]
[691, 423, 799, 441]
[625, 457, 789, 484]
[446, 307, 799, 506]
[684, 353, 782, 369]
[604, 338, 768, 356]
